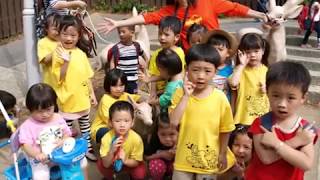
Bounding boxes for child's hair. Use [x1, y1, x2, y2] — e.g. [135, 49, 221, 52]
[266, 61, 311, 95]
[237, 33, 269, 66]
[206, 34, 230, 49]
[0, 90, 16, 139]
[25, 83, 57, 112]
[156, 110, 171, 130]
[44, 13, 61, 35]
[159, 16, 182, 35]
[186, 23, 208, 44]
[228, 124, 251, 148]
[109, 101, 134, 121]
[58, 15, 93, 57]
[118, 19, 135, 32]
[156, 48, 182, 76]
[185, 43, 221, 68]
[103, 69, 127, 93]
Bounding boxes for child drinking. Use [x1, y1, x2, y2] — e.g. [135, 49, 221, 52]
[186, 23, 208, 47]
[18, 83, 87, 180]
[97, 101, 146, 180]
[91, 69, 141, 144]
[218, 124, 252, 180]
[51, 15, 97, 161]
[245, 61, 318, 180]
[170, 44, 236, 179]
[37, 13, 60, 86]
[229, 33, 270, 125]
[144, 110, 178, 180]
[139, 48, 183, 111]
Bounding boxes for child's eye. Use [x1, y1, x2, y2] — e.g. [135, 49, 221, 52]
[288, 97, 296, 100]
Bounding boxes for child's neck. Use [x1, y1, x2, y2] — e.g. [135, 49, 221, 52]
[192, 85, 214, 99]
[247, 62, 262, 68]
[274, 113, 300, 132]
[170, 72, 183, 81]
[168, 45, 178, 50]
[121, 40, 133, 46]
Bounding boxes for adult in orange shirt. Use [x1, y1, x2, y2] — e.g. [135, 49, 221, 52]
[98, 0, 268, 50]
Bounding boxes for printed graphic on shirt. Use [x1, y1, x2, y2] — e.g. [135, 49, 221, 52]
[246, 95, 269, 118]
[185, 142, 218, 170]
[37, 125, 63, 155]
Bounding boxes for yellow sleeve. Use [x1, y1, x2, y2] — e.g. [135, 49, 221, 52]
[168, 88, 183, 113]
[97, 97, 111, 123]
[129, 94, 141, 102]
[129, 132, 144, 161]
[81, 52, 94, 79]
[219, 92, 235, 132]
[37, 39, 50, 63]
[148, 49, 161, 76]
[51, 51, 65, 85]
[175, 47, 186, 71]
[100, 132, 112, 157]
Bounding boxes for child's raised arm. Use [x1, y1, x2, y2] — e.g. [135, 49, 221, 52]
[229, 50, 248, 89]
[101, 136, 124, 168]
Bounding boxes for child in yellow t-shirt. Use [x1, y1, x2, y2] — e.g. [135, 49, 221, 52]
[97, 101, 146, 180]
[51, 15, 97, 161]
[37, 13, 60, 86]
[169, 44, 236, 179]
[229, 33, 270, 125]
[90, 69, 141, 143]
[148, 16, 185, 97]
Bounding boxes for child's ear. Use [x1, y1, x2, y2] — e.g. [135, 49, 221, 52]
[174, 34, 181, 44]
[301, 93, 308, 104]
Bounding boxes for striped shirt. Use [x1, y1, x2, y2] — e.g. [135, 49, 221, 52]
[44, 0, 69, 15]
[116, 43, 143, 81]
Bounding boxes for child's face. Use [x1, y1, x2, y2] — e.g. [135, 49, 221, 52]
[267, 83, 306, 121]
[118, 27, 134, 44]
[59, 26, 80, 49]
[157, 127, 178, 147]
[157, 64, 170, 79]
[213, 45, 230, 65]
[189, 32, 202, 47]
[244, 48, 264, 67]
[31, 106, 54, 123]
[158, 28, 179, 49]
[231, 134, 252, 164]
[47, 21, 59, 41]
[187, 61, 216, 91]
[110, 110, 134, 136]
[110, 79, 125, 98]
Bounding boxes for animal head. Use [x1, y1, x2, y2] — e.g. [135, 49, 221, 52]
[128, 96, 153, 126]
[267, 0, 304, 23]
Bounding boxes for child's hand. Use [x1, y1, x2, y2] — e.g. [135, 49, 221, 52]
[218, 152, 227, 170]
[183, 72, 195, 96]
[148, 96, 158, 105]
[35, 153, 48, 163]
[159, 150, 175, 161]
[138, 57, 147, 71]
[118, 148, 126, 162]
[110, 136, 124, 155]
[90, 94, 98, 106]
[294, 125, 316, 146]
[237, 50, 249, 66]
[138, 71, 149, 83]
[56, 45, 71, 62]
[232, 160, 245, 177]
[260, 126, 280, 149]
[259, 82, 266, 94]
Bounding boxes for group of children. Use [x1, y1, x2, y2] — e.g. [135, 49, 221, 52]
[0, 6, 318, 180]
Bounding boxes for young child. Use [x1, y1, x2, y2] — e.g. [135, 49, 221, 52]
[18, 83, 88, 180]
[144, 110, 178, 180]
[0, 90, 16, 177]
[245, 61, 318, 180]
[108, 23, 148, 94]
[148, 16, 185, 98]
[139, 48, 183, 111]
[51, 15, 97, 161]
[218, 124, 252, 180]
[186, 23, 208, 47]
[169, 44, 236, 179]
[203, 29, 238, 103]
[37, 13, 60, 86]
[97, 101, 146, 180]
[229, 33, 270, 125]
[91, 69, 141, 144]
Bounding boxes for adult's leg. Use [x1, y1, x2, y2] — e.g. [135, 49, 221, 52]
[301, 28, 312, 45]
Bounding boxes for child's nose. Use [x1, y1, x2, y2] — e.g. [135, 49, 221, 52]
[278, 99, 287, 107]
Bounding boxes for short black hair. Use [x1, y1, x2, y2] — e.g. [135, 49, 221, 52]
[109, 101, 134, 121]
[0, 90, 16, 111]
[159, 16, 182, 35]
[266, 61, 311, 95]
[228, 124, 251, 148]
[26, 83, 57, 112]
[186, 23, 208, 44]
[206, 34, 230, 49]
[44, 13, 61, 35]
[185, 43, 221, 68]
[104, 69, 127, 93]
[117, 23, 135, 32]
[156, 48, 182, 76]
[237, 33, 269, 66]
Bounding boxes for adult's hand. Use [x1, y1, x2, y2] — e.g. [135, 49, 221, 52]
[98, 17, 118, 35]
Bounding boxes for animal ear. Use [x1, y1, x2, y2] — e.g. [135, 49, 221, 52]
[284, 5, 303, 19]
[127, 95, 138, 108]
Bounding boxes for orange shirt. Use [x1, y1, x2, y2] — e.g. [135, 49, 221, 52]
[143, 0, 249, 50]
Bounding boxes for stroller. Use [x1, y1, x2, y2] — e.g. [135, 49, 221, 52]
[0, 100, 88, 180]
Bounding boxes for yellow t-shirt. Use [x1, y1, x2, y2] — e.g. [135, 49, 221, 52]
[100, 129, 144, 162]
[169, 88, 236, 174]
[37, 37, 58, 86]
[51, 48, 94, 113]
[148, 47, 185, 92]
[234, 65, 270, 125]
[90, 93, 141, 142]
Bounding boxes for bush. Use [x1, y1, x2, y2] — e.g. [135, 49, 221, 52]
[111, 0, 156, 13]
[95, 0, 109, 11]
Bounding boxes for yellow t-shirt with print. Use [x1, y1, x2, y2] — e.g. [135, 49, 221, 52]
[37, 37, 58, 86]
[90, 93, 140, 142]
[234, 65, 270, 125]
[148, 47, 185, 92]
[100, 129, 144, 162]
[169, 88, 236, 174]
[51, 48, 94, 113]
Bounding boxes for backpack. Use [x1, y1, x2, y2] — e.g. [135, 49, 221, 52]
[105, 42, 142, 72]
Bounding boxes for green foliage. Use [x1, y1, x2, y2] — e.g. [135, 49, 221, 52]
[111, 0, 156, 13]
[95, 0, 109, 11]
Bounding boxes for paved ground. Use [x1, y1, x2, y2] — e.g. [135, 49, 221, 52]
[0, 12, 319, 179]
